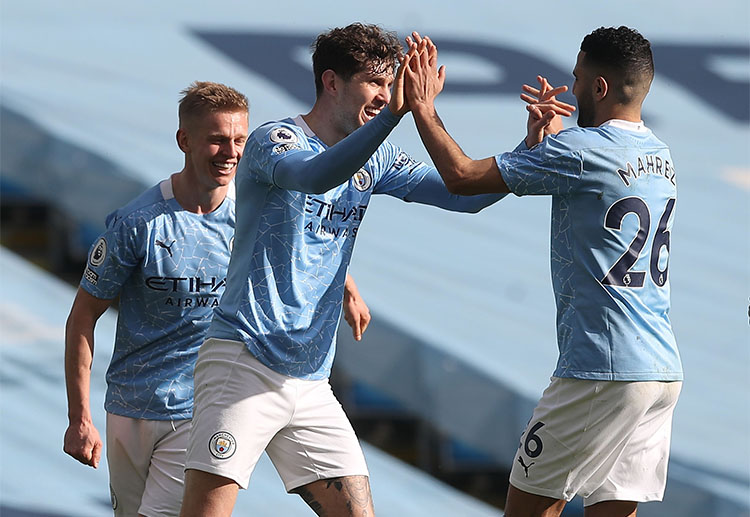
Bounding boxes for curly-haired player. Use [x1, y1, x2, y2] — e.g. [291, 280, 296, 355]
[180, 23, 504, 516]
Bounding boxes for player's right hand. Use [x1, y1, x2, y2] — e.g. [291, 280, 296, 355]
[389, 39, 419, 116]
[64, 420, 103, 468]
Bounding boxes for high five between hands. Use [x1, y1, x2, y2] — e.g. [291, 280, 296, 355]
[397, 31, 576, 145]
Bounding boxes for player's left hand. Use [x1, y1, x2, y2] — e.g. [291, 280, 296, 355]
[403, 33, 446, 111]
[522, 76, 575, 147]
[343, 276, 371, 341]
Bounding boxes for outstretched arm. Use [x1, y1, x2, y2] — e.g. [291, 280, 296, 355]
[404, 34, 509, 195]
[63, 288, 112, 469]
[273, 108, 403, 194]
[402, 168, 506, 212]
[342, 274, 371, 341]
[405, 35, 575, 195]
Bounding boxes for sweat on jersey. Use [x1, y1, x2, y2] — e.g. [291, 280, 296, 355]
[496, 120, 682, 381]
[208, 108, 503, 380]
[80, 179, 235, 420]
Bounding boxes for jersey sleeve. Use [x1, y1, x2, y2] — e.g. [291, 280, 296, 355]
[496, 130, 584, 196]
[244, 122, 310, 186]
[79, 211, 142, 300]
[373, 144, 505, 212]
[246, 109, 401, 194]
[372, 144, 434, 198]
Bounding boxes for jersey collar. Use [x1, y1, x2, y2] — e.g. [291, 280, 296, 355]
[600, 119, 649, 133]
[160, 177, 175, 200]
[160, 176, 235, 201]
[293, 115, 316, 137]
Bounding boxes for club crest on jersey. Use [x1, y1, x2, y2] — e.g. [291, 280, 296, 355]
[89, 238, 107, 267]
[209, 431, 236, 459]
[352, 168, 372, 192]
[270, 127, 298, 144]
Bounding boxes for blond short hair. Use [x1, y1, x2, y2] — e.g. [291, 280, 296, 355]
[178, 81, 249, 127]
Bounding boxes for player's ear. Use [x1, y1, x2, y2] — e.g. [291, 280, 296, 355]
[594, 76, 608, 100]
[176, 128, 189, 153]
[321, 69, 338, 96]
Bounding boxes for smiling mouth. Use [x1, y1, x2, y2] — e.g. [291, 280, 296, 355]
[363, 107, 382, 120]
[213, 161, 236, 173]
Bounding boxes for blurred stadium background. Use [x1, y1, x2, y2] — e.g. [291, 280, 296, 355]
[1, 1, 748, 515]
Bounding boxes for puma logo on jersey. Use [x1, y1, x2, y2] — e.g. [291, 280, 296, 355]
[517, 456, 535, 478]
[155, 239, 176, 257]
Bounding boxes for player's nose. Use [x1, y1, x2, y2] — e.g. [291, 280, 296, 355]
[379, 84, 391, 104]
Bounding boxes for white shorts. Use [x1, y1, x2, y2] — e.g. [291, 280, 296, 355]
[106, 413, 190, 517]
[186, 338, 369, 492]
[509, 377, 681, 506]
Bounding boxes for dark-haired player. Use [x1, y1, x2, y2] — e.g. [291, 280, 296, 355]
[181, 23, 504, 517]
[404, 27, 682, 517]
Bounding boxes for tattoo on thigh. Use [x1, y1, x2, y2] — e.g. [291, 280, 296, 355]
[325, 479, 344, 492]
[337, 476, 371, 510]
[294, 476, 372, 516]
[293, 485, 324, 514]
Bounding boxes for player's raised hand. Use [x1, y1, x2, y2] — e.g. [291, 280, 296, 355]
[521, 76, 575, 116]
[522, 76, 575, 147]
[389, 39, 419, 116]
[403, 32, 446, 110]
[405, 31, 438, 69]
[64, 420, 103, 468]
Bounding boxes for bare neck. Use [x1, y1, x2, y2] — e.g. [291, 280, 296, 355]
[302, 101, 346, 146]
[595, 103, 643, 127]
[170, 170, 228, 215]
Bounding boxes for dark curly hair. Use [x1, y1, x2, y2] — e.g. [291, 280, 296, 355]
[311, 23, 403, 98]
[581, 26, 654, 103]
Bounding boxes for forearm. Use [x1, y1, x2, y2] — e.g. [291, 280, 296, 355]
[65, 325, 95, 424]
[345, 273, 369, 305]
[404, 169, 506, 213]
[410, 103, 475, 193]
[342, 273, 370, 341]
[63, 325, 104, 468]
[274, 108, 401, 194]
[344, 273, 358, 298]
[413, 190, 506, 213]
[64, 290, 108, 424]
[411, 103, 509, 195]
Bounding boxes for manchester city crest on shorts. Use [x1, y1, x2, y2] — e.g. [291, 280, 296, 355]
[270, 127, 298, 144]
[89, 238, 107, 267]
[209, 431, 236, 459]
[352, 168, 372, 192]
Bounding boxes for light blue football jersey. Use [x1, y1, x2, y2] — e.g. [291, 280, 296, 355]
[80, 179, 235, 419]
[208, 114, 500, 380]
[497, 120, 682, 381]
